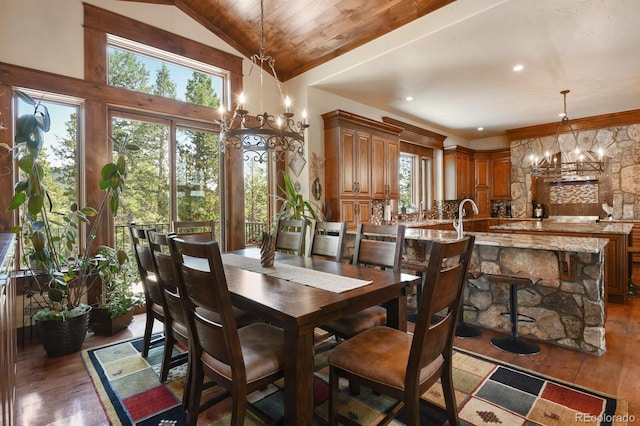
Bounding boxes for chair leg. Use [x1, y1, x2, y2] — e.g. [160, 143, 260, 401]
[160, 331, 174, 383]
[441, 368, 460, 426]
[230, 390, 246, 426]
[182, 355, 191, 410]
[187, 358, 203, 426]
[142, 311, 155, 357]
[329, 366, 339, 426]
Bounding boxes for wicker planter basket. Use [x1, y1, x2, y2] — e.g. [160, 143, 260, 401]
[35, 306, 92, 357]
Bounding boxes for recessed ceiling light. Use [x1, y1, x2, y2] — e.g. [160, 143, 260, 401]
[405, 96, 413, 101]
[477, 127, 484, 131]
[513, 64, 524, 72]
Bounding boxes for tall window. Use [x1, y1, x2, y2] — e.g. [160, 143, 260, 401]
[399, 152, 434, 214]
[111, 115, 170, 228]
[16, 91, 82, 259]
[244, 155, 268, 245]
[107, 35, 226, 107]
[176, 127, 221, 237]
[106, 35, 228, 245]
[399, 153, 416, 211]
[17, 92, 81, 212]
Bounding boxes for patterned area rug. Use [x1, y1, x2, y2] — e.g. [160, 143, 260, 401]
[82, 334, 628, 425]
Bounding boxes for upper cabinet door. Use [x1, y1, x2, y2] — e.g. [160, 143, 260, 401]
[491, 157, 511, 199]
[372, 136, 399, 199]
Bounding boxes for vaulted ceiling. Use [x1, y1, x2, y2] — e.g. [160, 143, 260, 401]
[124, 0, 454, 81]
[122, 0, 640, 139]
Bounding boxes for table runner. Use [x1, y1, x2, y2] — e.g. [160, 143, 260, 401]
[221, 253, 372, 293]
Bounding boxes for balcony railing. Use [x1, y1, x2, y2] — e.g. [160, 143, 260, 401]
[114, 221, 268, 252]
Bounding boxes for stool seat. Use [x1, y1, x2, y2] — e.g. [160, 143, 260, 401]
[485, 273, 541, 355]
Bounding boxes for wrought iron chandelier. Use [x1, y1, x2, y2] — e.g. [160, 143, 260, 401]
[218, 0, 308, 163]
[530, 90, 604, 179]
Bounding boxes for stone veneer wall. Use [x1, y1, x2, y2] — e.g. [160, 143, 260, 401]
[350, 233, 608, 354]
[465, 244, 606, 355]
[510, 123, 640, 219]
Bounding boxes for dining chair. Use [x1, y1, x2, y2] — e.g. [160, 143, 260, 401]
[147, 230, 189, 386]
[171, 219, 216, 242]
[128, 222, 165, 357]
[309, 221, 347, 262]
[168, 237, 285, 426]
[274, 219, 307, 255]
[328, 235, 475, 426]
[321, 223, 406, 340]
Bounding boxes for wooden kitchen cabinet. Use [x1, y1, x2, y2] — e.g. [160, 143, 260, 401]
[336, 128, 371, 198]
[339, 199, 372, 226]
[0, 234, 15, 426]
[474, 153, 490, 216]
[491, 150, 511, 199]
[372, 135, 399, 199]
[444, 146, 474, 200]
[323, 110, 402, 228]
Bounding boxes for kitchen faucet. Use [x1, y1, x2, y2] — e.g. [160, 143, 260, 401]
[453, 198, 479, 239]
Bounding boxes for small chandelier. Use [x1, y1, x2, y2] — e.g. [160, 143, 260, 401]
[218, 0, 308, 163]
[530, 90, 604, 179]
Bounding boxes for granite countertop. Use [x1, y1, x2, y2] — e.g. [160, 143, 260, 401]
[490, 220, 633, 235]
[402, 217, 530, 228]
[404, 228, 608, 254]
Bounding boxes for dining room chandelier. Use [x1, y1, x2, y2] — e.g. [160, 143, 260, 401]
[530, 90, 604, 179]
[218, 0, 308, 163]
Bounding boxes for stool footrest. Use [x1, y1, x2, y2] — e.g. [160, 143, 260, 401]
[499, 311, 536, 323]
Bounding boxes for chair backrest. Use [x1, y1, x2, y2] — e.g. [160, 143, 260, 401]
[148, 230, 186, 328]
[310, 221, 347, 262]
[408, 235, 475, 384]
[171, 220, 216, 242]
[168, 237, 244, 381]
[352, 223, 406, 272]
[128, 223, 163, 306]
[274, 219, 307, 256]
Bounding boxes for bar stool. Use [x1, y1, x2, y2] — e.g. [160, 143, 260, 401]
[485, 273, 541, 355]
[456, 271, 482, 338]
[628, 246, 640, 297]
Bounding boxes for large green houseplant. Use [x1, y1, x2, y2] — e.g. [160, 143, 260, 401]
[89, 247, 143, 335]
[6, 90, 137, 355]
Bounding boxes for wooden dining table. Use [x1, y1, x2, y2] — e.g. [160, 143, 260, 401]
[219, 248, 419, 425]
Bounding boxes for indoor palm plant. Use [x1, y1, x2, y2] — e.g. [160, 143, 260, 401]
[6, 90, 137, 356]
[274, 170, 322, 226]
[266, 170, 322, 256]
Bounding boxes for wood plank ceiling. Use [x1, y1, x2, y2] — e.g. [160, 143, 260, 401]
[122, 0, 455, 81]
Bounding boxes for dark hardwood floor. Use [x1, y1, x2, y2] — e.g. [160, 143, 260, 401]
[14, 299, 639, 425]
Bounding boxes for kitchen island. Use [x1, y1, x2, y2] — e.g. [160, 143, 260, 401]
[490, 220, 633, 304]
[401, 228, 609, 354]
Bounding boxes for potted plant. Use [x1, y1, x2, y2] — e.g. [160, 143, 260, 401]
[274, 170, 322, 226]
[270, 170, 322, 254]
[89, 247, 143, 335]
[6, 90, 137, 356]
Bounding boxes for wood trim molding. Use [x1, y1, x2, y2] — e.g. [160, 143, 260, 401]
[443, 145, 475, 156]
[321, 110, 402, 135]
[0, 62, 219, 127]
[83, 4, 243, 78]
[506, 108, 640, 141]
[381, 116, 446, 149]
